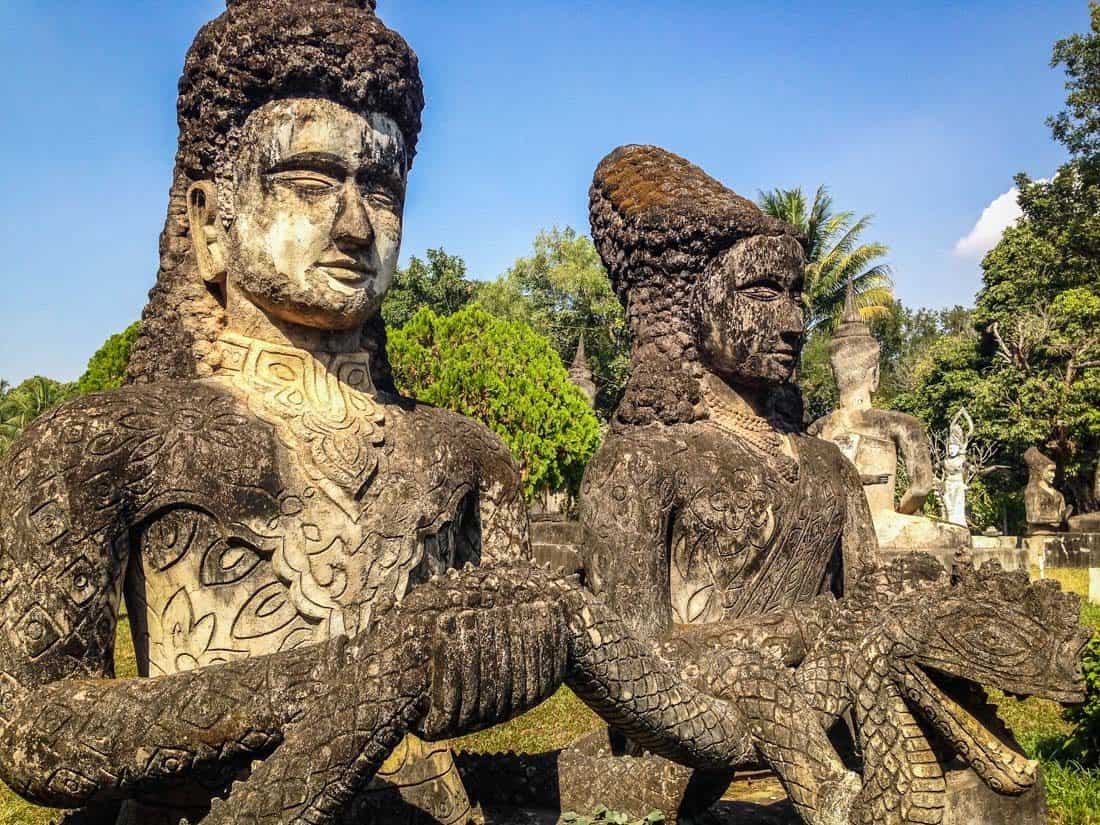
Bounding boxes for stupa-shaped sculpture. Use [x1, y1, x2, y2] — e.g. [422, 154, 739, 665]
[568, 336, 598, 407]
[1025, 446, 1074, 534]
[811, 280, 971, 552]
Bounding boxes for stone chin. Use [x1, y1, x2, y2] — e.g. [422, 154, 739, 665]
[232, 266, 388, 330]
[710, 353, 799, 389]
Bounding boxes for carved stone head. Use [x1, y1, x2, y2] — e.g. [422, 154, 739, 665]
[829, 280, 880, 402]
[127, 0, 424, 384]
[588, 145, 806, 426]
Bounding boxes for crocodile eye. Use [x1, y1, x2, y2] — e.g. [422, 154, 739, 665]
[940, 616, 1035, 668]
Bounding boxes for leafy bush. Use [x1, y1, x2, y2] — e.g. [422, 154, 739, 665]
[75, 321, 140, 395]
[1065, 631, 1100, 765]
[561, 807, 664, 825]
[388, 304, 602, 499]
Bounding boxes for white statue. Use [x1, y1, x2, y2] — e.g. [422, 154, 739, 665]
[942, 408, 974, 527]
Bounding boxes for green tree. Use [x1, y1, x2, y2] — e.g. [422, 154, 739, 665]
[758, 185, 894, 329]
[75, 322, 141, 395]
[388, 305, 602, 499]
[476, 227, 630, 419]
[0, 376, 73, 455]
[381, 248, 476, 329]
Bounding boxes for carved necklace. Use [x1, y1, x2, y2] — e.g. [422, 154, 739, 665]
[700, 377, 799, 483]
[212, 332, 386, 503]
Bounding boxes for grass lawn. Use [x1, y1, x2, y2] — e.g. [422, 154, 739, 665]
[3, 569, 1099, 824]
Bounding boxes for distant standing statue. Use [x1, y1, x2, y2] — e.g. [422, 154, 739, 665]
[1025, 446, 1073, 534]
[942, 407, 974, 527]
[811, 281, 971, 551]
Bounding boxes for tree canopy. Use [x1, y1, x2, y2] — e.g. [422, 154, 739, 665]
[0, 376, 73, 455]
[388, 304, 602, 500]
[476, 227, 630, 419]
[75, 322, 141, 395]
[381, 248, 476, 329]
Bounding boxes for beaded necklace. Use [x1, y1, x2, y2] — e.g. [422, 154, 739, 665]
[700, 377, 799, 483]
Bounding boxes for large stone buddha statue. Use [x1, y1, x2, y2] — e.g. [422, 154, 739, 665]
[810, 284, 971, 554]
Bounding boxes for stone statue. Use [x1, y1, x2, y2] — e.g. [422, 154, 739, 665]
[576, 145, 1087, 825]
[568, 337, 598, 407]
[942, 407, 974, 527]
[580, 145, 878, 641]
[574, 145, 879, 820]
[0, 8, 781, 825]
[1068, 462, 1100, 533]
[1025, 447, 1073, 534]
[811, 283, 970, 552]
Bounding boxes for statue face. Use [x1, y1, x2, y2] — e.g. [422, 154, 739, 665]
[222, 98, 407, 330]
[693, 235, 805, 386]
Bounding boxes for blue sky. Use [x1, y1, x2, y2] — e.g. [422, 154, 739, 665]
[0, 0, 1085, 383]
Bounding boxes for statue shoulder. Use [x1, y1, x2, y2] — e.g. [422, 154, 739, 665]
[583, 425, 682, 489]
[2, 381, 270, 510]
[394, 401, 521, 490]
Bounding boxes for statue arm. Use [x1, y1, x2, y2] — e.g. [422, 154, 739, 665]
[577, 438, 673, 642]
[463, 420, 531, 564]
[659, 595, 841, 668]
[0, 403, 351, 812]
[889, 413, 935, 515]
[838, 446, 879, 592]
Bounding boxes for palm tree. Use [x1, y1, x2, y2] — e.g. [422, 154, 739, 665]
[0, 376, 71, 455]
[758, 185, 894, 330]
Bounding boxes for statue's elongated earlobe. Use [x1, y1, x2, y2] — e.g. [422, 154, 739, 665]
[186, 181, 227, 285]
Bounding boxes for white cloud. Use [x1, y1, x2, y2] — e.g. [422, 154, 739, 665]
[953, 188, 1024, 258]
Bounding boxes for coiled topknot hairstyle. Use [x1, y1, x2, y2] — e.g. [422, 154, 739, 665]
[126, 0, 423, 387]
[589, 145, 804, 427]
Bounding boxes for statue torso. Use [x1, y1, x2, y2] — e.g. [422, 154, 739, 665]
[125, 335, 521, 675]
[1, 335, 523, 684]
[813, 409, 898, 515]
[580, 423, 850, 639]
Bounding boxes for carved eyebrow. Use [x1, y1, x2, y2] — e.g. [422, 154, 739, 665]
[266, 152, 348, 177]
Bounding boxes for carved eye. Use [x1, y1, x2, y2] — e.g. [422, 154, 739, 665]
[939, 614, 1037, 669]
[363, 186, 401, 211]
[274, 172, 339, 193]
[740, 281, 783, 301]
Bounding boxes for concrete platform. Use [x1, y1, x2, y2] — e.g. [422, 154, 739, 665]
[878, 544, 1031, 573]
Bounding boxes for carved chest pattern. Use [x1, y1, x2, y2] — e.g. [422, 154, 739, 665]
[118, 336, 489, 676]
[669, 433, 846, 625]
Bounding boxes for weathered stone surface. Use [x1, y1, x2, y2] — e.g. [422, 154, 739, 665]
[0, 11, 782, 825]
[575, 145, 1088, 825]
[940, 766, 1048, 825]
[811, 282, 970, 552]
[1024, 447, 1073, 535]
[529, 516, 585, 577]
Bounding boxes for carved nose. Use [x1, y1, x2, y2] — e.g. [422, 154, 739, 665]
[332, 181, 374, 250]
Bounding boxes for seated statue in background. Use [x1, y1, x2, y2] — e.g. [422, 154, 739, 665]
[810, 287, 971, 553]
[0, 6, 779, 825]
[1025, 446, 1073, 534]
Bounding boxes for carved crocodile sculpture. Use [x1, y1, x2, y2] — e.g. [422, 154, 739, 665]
[1, 557, 1087, 825]
[1, 563, 857, 825]
[663, 554, 1091, 825]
